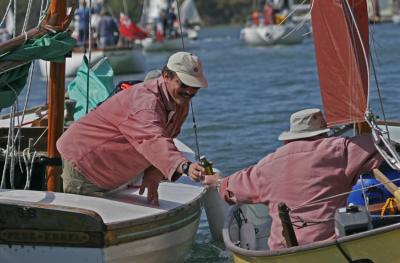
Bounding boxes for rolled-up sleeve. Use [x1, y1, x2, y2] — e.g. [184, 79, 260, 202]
[118, 109, 186, 181]
[345, 134, 383, 181]
[219, 164, 265, 205]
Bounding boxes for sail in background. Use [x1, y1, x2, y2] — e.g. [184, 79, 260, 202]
[180, 0, 202, 25]
[311, 0, 370, 127]
[140, 0, 169, 25]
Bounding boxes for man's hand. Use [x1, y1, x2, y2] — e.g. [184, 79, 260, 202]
[187, 162, 205, 182]
[202, 172, 222, 189]
[139, 166, 164, 206]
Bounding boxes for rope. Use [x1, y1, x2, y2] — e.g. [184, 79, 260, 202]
[22, 0, 34, 33]
[22, 147, 37, 190]
[37, 0, 50, 27]
[1, 108, 14, 189]
[0, 52, 37, 190]
[380, 198, 400, 218]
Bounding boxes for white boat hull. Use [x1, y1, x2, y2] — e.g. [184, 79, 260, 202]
[0, 246, 103, 263]
[0, 182, 202, 263]
[39, 47, 146, 78]
[240, 24, 307, 46]
[104, 218, 199, 263]
[0, 213, 198, 263]
[141, 37, 185, 52]
[393, 14, 400, 23]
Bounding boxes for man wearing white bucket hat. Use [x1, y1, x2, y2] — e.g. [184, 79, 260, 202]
[58, 51, 211, 205]
[203, 108, 382, 251]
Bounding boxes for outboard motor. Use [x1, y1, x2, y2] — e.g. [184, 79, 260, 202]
[335, 204, 372, 237]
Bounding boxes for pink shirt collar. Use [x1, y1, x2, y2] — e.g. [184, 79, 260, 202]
[156, 76, 176, 113]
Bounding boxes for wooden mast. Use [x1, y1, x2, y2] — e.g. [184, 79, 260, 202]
[46, 0, 67, 192]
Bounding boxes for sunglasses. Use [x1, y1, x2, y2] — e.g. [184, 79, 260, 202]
[180, 82, 200, 90]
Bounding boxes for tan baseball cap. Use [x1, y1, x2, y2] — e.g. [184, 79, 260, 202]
[167, 52, 208, 88]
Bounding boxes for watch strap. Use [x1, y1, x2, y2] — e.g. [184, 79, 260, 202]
[182, 161, 192, 175]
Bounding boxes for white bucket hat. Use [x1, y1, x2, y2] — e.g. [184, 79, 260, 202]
[167, 52, 208, 88]
[278, 108, 330, 141]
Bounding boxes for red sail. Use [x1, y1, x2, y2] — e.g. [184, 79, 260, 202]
[311, 0, 369, 127]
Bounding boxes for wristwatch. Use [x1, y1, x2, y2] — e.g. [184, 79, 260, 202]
[182, 161, 192, 175]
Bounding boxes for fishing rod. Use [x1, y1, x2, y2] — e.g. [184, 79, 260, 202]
[174, 0, 199, 158]
[174, 0, 213, 174]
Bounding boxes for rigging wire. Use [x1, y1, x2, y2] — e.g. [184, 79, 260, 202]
[291, 176, 400, 211]
[175, 0, 201, 161]
[0, 0, 47, 190]
[0, 1, 13, 29]
[344, 0, 390, 139]
[13, 0, 16, 37]
[280, 0, 312, 39]
[86, 0, 93, 114]
[359, 174, 370, 214]
[344, 2, 392, 145]
[370, 52, 391, 141]
[342, 0, 370, 122]
[9, 104, 16, 189]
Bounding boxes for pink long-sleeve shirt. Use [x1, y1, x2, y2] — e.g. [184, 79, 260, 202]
[57, 77, 188, 189]
[219, 134, 382, 251]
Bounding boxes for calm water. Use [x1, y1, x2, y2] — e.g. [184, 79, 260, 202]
[23, 23, 400, 262]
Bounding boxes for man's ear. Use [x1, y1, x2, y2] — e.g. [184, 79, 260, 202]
[162, 71, 170, 80]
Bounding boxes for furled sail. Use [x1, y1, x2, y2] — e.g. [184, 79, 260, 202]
[311, 0, 369, 126]
[0, 32, 75, 109]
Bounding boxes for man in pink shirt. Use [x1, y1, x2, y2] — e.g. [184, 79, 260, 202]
[203, 108, 382, 251]
[57, 51, 208, 205]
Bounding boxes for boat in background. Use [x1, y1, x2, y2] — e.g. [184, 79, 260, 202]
[240, 23, 307, 46]
[180, 0, 202, 40]
[367, 0, 396, 22]
[224, 0, 400, 262]
[291, 2, 311, 23]
[240, 1, 308, 46]
[39, 45, 146, 78]
[139, 0, 188, 52]
[392, 0, 400, 23]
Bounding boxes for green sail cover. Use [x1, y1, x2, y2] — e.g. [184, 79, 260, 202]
[67, 55, 114, 121]
[0, 31, 76, 110]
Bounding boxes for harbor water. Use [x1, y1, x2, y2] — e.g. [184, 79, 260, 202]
[24, 23, 400, 262]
